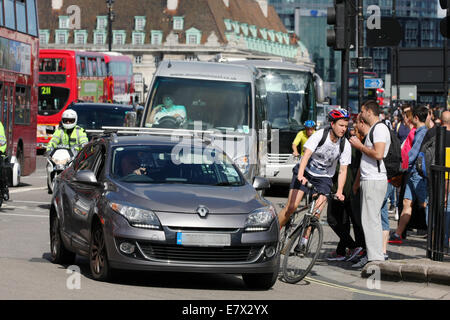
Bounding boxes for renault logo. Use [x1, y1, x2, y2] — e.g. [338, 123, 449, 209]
[196, 206, 209, 218]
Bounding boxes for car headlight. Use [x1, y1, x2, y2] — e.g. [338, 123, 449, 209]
[234, 155, 249, 175]
[109, 203, 161, 230]
[244, 206, 276, 232]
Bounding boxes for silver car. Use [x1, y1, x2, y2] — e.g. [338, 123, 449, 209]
[49, 133, 279, 289]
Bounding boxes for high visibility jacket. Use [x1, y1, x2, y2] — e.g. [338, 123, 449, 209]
[46, 125, 88, 152]
[0, 122, 6, 153]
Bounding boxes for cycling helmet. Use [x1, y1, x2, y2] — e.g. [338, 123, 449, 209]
[304, 120, 316, 128]
[328, 109, 350, 122]
[61, 109, 77, 130]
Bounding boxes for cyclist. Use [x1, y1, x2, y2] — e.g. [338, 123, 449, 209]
[46, 109, 88, 154]
[292, 120, 316, 157]
[278, 109, 351, 252]
[0, 120, 8, 200]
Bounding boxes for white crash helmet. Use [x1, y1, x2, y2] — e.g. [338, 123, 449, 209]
[61, 109, 77, 130]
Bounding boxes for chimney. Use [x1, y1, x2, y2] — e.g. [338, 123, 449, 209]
[223, 0, 229, 7]
[256, 0, 268, 18]
[167, 0, 178, 11]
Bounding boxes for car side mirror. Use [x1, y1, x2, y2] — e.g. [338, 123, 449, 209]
[313, 73, 325, 103]
[74, 170, 102, 187]
[253, 176, 270, 190]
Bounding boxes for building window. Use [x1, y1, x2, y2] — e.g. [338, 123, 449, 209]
[151, 31, 163, 45]
[132, 32, 145, 45]
[74, 31, 87, 45]
[134, 55, 143, 64]
[224, 19, 232, 31]
[97, 16, 107, 30]
[113, 31, 126, 45]
[185, 27, 201, 45]
[59, 16, 69, 29]
[55, 30, 68, 44]
[173, 17, 184, 30]
[135, 16, 146, 31]
[39, 29, 50, 44]
[94, 32, 106, 45]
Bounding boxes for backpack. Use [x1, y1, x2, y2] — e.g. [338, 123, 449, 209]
[415, 137, 435, 180]
[368, 121, 403, 180]
[317, 126, 346, 155]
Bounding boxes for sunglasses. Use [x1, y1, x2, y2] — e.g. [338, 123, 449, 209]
[62, 118, 75, 124]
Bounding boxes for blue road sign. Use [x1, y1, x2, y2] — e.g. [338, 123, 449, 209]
[364, 78, 383, 89]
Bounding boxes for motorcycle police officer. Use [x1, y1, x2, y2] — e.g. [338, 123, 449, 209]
[46, 109, 88, 154]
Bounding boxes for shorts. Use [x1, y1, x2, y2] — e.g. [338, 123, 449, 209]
[404, 173, 428, 204]
[290, 164, 333, 195]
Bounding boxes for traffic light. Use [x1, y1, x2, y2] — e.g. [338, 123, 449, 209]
[440, 0, 449, 38]
[327, 0, 356, 50]
[327, 0, 346, 50]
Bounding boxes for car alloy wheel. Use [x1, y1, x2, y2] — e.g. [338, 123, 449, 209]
[89, 225, 111, 281]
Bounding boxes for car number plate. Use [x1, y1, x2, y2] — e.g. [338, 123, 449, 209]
[176, 232, 231, 247]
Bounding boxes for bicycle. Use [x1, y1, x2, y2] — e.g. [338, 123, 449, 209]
[279, 182, 336, 284]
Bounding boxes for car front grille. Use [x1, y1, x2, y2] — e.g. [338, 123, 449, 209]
[137, 242, 263, 263]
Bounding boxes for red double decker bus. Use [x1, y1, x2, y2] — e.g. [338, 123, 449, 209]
[37, 50, 113, 149]
[104, 52, 134, 104]
[0, 0, 39, 186]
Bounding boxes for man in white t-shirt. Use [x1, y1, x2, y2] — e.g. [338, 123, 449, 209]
[349, 100, 390, 268]
[278, 109, 352, 253]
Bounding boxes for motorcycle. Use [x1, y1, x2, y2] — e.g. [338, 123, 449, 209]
[46, 147, 76, 194]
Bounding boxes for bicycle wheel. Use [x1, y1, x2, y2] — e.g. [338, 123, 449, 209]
[281, 218, 323, 284]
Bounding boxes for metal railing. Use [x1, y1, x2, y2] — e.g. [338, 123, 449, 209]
[427, 127, 450, 261]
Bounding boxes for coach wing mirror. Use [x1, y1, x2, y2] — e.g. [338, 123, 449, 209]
[253, 177, 270, 190]
[124, 111, 137, 127]
[313, 73, 325, 103]
[74, 170, 102, 187]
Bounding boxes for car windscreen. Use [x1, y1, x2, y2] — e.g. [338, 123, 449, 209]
[38, 86, 70, 116]
[111, 145, 245, 186]
[144, 77, 252, 133]
[70, 106, 131, 129]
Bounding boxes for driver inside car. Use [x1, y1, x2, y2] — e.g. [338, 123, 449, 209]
[148, 95, 187, 126]
[120, 152, 146, 176]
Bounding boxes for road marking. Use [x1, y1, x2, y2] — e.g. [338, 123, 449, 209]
[304, 276, 418, 300]
[9, 187, 47, 194]
[0, 212, 47, 218]
[10, 200, 50, 205]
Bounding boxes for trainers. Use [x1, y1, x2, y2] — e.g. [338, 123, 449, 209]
[346, 247, 363, 262]
[326, 251, 347, 261]
[388, 232, 403, 244]
[351, 255, 368, 269]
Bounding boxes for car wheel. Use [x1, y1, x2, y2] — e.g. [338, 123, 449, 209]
[50, 214, 76, 265]
[89, 223, 111, 281]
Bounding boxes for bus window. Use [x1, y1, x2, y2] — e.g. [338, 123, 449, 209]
[15, 85, 30, 125]
[39, 58, 66, 72]
[4, 0, 15, 30]
[0, 1, 4, 26]
[90, 58, 97, 76]
[101, 59, 107, 76]
[16, 0, 26, 33]
[97, 58, 103, 76]
[87, 58, 93, 77]
[79, 57, 87, 76]
[26, 0, 38, 36]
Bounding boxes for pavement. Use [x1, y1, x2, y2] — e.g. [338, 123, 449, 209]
[361, 231, 450, 286]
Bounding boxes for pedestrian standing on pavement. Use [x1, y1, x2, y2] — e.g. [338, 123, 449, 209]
[389, 105, 430, 244]
[349, 100, 391, 268]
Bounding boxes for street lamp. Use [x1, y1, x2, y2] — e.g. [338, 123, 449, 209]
[106, 0, 115, 51]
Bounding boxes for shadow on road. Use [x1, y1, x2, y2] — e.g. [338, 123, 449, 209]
[41, 252, 275, 291]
